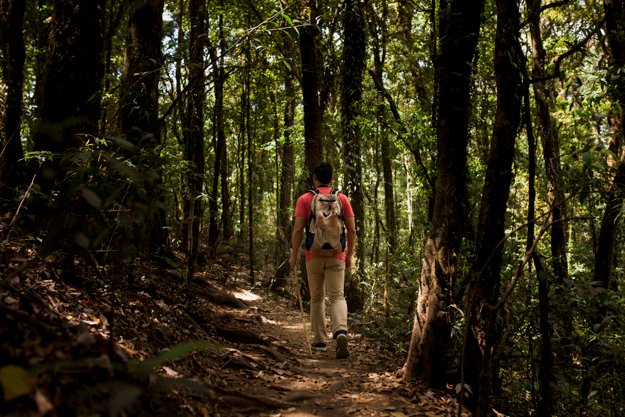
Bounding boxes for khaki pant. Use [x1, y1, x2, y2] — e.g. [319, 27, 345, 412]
[306, 257, 348, 344]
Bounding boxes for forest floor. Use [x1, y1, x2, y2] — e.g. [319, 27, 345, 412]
[0, 234, 468, 417]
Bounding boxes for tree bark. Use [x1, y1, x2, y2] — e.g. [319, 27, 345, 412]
[402, 0, 483, 388]
[593, 0, 625, 291]
[524, 77, 555, 417]
[463, 0, 523, 414]
[182, 0, 206, 265]
[273, 31, 297, 292]
[119, 0, 167, 255]
[0, 0, 26, 203]
[33, 0, 105, 186]
[581, 0, 625, 408]
[527, 0, 573, 342]
[208, 7, 228, 252]
[341, 0, 366, 311]
[299, 0, 324, 179]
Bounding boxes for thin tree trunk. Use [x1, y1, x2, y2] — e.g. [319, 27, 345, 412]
[593, 0, 625, 291]
[366, 0, 397, 255]
[208, 7, 227, 252]
[182, 0, 206, 266]
[273, 32, 297, 292]
[402, 0, 483, 388]
[99, 1, 124, 138]
[244, 40, 255, 284]
[237, 90, 246, 247]
[524, 76, 554, 417]
[582, 0, 625, 408]
[527, 0, 573, 343]
[341, 0, 366, 312]
[0, 0, 26, 203]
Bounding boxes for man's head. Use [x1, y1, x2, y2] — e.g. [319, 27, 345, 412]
[314, 162, 333, 185]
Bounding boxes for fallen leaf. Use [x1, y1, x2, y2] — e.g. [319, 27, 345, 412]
[0, 365, 35, 400]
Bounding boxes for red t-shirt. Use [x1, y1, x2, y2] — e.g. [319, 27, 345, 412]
[294, 187, 354, 261]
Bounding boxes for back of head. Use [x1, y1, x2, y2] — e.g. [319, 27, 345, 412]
[314, 162, 333, 185]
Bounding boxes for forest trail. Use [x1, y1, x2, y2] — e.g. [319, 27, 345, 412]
[0, 242, 466, 417]
[216, 285, 465, 417]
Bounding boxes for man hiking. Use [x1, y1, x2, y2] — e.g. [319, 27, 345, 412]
[289, 162, 356, 359]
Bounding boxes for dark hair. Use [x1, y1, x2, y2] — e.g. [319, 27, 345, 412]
[314, 162, 333, 185]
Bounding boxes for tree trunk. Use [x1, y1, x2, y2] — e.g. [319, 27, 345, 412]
[182, 0, 206, 265]
[341, 0, 366, 312]
[582, 0, 625, 408]
[244, 42, 255, 284]
[365, 0, 397, 310]
[593, 0, 625, 291]
[527, 0, 573, 343]
[33, 0, 104, 186]
[208, 8, 227, 252]
[119, 0, 167, 255]
[299, 0, 323, 178]
[463, 0, 523, 414]
[524, 78, 555, 417]
[0, 0, 26, 203]
[402, 0, 483, 388]
[273, 32, 297, 292]
[366, 0, 397, 255]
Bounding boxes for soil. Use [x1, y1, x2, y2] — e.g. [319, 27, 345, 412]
[0, 240, 468, 417]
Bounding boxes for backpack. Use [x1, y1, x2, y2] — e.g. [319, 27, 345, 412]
[305, 188, 346, 256]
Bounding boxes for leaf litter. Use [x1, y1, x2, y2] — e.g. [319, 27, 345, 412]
[0, 238, 469, 417]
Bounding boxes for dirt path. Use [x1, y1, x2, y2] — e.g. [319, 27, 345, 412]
[210, 285, 465, 417]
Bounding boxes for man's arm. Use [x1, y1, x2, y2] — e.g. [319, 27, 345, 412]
[289, 216, 306, 268]
[344, 216, 356, 270]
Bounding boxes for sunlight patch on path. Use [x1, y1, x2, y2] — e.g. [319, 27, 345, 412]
[232, 288, 261, 301]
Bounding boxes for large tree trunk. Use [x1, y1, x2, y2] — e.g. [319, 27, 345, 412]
[0, 0, 26, 203]
[402, 0, 483, 388]
[119, 0, 167, 255]
[341, 0, 366, 311]
[33, 0, 104, 186]
[463, 0, 523, 414]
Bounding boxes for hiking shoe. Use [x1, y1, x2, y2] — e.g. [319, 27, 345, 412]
[336, 333, 349, 359]
[311, 342, 327, 352]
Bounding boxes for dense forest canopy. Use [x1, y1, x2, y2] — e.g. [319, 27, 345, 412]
[1, 0, 624, 416]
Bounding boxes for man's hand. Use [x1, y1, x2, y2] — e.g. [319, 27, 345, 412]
[289, 251, 298, 269]
[290, 217, 305, 269]
[345, 254, 353, 271]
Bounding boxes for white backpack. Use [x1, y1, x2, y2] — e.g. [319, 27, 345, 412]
[305, 189, 345, 256]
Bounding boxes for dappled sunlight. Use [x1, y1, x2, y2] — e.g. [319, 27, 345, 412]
[232, 288, 262, 301]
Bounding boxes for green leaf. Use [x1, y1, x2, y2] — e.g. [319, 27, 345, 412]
[134, 340, 220, 378]
[281, 13, 293, 27]
[0, 365, 35, 400]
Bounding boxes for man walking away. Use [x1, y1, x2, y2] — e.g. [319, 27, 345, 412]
[289, 162, 356, 359]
